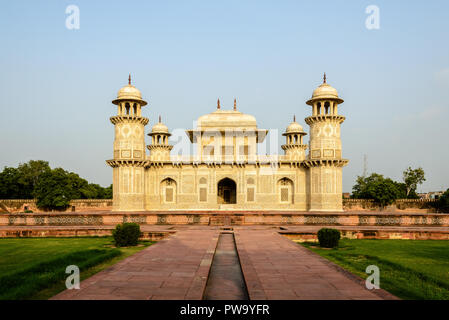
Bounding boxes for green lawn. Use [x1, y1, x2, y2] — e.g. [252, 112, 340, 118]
[0, 237, 154, 300]
[300, 239, 449, 300]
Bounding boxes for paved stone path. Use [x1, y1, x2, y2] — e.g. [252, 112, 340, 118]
[52, 228, 219, 300]
[52, 226, 396, 300]
[234, 228, 396, 300]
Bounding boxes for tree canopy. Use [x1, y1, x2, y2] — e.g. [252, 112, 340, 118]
[351, 173, 406, 206]
[0, 160, 112, 210]
[403, 167, 426, 198]
[437, 189, 449, 213]
[352, 167, 427, 204]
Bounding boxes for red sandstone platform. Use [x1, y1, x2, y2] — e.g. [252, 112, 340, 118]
[52, 226, 397, 300]
[52, 228, 219, 300]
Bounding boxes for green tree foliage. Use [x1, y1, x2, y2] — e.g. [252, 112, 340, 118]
[34, 168, 73, 210]
[437, 189, 449, 213]
[17, 160, 51, 197]
[0, 161, 51, 198]
[0, 160, 112, 209]
[352, 173, 406, 207]
[403, 167, 426, 198]
[0, 167, 23, 198]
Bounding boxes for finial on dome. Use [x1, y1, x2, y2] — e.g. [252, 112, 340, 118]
[323, 72, 327, 84]
[234, 98, 237, 111]
[128, 73, 131, 85]
[217, 98, 220, 110]
[159, 115, 161, 123]
[293, 114, 296, 122]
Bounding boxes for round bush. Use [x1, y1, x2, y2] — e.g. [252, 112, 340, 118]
[112, 223, 142, 247]
[317, 228, 341, 248]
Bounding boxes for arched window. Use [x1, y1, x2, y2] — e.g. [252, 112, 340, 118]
[324, 101, 330, 115]
[246, 177, 255, 202]
[317, 102, 322, 115]
[133, 103, 137, 115]
[277, 177, 294, 204]
[160, 178, 177, 203]
[199, 177, 207, 202]
[125, 103, 130, 115]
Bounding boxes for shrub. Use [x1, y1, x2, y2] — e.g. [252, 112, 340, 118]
[24, 210, 33, 213]
[112, 223, 142, 247]
[317, 228, 341, 248]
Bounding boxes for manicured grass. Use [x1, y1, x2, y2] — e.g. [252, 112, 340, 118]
[0, 237, 154, 300]
[300, 239, 449, 300]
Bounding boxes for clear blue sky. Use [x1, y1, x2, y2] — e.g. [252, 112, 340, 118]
[0, 0, 448, 193]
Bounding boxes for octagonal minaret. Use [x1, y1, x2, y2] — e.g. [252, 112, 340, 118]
[147, 116, 173, 161]
[304, 74, 348, 211]
[282, 115, 307, 161]
[106, 75, 148, 211]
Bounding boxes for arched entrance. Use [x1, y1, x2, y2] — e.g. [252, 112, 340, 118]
[217, 178, 236, 204]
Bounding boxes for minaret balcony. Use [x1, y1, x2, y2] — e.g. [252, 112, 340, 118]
[305, 114, 345, 125]
[147, 144, 173, 151]
[110, 115, 149, 125]
[281, 144, 307, 151]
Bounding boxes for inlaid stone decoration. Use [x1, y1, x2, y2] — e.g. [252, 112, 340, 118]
[2, 212, 449, 227]
[106, 74, 349, 212]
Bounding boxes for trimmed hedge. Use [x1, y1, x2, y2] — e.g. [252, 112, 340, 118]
[317, 228, 341, 248]
[112, 223, 142, 247]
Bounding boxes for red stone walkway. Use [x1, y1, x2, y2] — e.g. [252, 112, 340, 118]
[52, 228, 219, 300]
[234, 228, 397, 300]
[52, 226, 397, 300]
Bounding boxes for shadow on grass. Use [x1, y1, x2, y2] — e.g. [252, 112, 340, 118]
[299, 241, 449, 300]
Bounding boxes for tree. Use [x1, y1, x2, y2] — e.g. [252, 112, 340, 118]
[403, 167, 425, 198]
[34, 168, 72, 210]
[0, 160, 112, 205]
[352, 173, 404, 207]
[17, 160, 51, 198]
[437, 189, 449, 213]
[102, 184, 113, 199]
[0, 167, 22, 198]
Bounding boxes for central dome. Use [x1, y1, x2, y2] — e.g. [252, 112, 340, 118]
[196, 110, 257, 129]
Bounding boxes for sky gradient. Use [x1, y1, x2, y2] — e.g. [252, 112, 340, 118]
[0, 0, 448, 193]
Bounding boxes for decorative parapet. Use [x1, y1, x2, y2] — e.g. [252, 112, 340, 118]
[396, 199, 437, 202]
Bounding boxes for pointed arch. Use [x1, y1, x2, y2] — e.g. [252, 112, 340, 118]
[217, 178, 236, 204]
[160, 178, 177, 203]
[277, 177, 294, 204]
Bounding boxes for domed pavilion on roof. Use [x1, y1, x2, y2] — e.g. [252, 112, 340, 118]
[107, 74, 348, 211]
